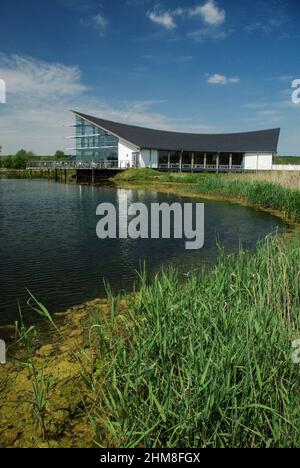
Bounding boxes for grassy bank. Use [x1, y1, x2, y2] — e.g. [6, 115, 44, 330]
[114, 169, 300, 223]
[86, 236, 300, 447]
[0, 168, 76, 181]
[0, 169, 47, 178]
[274, 156, 300, 165]
[1, 170, 300, 448]
[2, 236, 299, 447]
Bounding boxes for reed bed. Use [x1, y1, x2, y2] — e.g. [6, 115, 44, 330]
[228, 171, 300, 191]
[188, 177, 300, 222]
[114, 169, 300, 222]
[92, 236, 300, 448]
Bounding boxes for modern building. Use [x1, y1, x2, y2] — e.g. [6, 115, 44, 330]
[68, 110, 280, 172]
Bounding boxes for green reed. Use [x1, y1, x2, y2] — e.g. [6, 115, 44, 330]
[15, 302, 50, 441]
[114, 169, 300, 222]
[92, 235, 300, 448]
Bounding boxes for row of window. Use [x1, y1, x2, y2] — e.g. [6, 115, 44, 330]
[158, 151, 244, 165]
[76, 151, 118, 162]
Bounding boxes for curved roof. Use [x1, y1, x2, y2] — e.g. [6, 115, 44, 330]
[72, 111, 280, 153]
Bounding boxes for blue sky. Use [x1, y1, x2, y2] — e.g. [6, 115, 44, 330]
[0, 0, 299, 155]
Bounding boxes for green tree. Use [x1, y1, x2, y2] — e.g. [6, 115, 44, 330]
[11, 154, 27, 169]
[54, 150, 65, 160]
[8, 149, 34, 169]
[4, 156, 13, 169]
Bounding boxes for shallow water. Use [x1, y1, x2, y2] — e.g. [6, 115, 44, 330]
[0, 178, 288, 324]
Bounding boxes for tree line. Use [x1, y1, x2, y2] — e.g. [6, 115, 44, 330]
[0, 149, 66, 169]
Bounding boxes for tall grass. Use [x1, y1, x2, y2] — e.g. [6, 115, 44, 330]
[188, 177, 300, 222]
[15, 302, 50, 440]
[228, 171, 300, 191]
[91, 236, 300, 448]
[114, 169, 300, 222]
[14, 290, 95, 441]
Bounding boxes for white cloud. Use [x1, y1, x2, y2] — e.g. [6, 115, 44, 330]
[188, 27, 231, 42]
[0, 54, 217, 155]
[207, 74, 240, 85]
[0, 54, 87, 155]
[122, 100, 168, 112]
[92, 13, 108, 32]
[189, 1, 225, 26]
[245, 16, 287, 34]
[80, 12, 108, 33]
[0, 53, 86, 96]
[147, 10, 176, 30]
[147, 1, 226, 32]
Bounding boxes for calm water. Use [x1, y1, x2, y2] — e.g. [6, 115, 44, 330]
[0, 178, 287, 325]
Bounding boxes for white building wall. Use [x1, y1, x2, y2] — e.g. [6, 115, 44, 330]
[244, 153, 273, 171]
[118, 139, 140, 168]
[140, 149, 158, 168]
[118, 141, 158, 169]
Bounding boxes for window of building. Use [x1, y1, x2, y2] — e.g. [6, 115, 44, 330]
[75, 116, 119, 163]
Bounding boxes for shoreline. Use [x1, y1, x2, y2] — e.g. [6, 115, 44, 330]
[0, 174, 299, 331]
[113, 179, 300, 230]
[0, 169, 76, 182]
[1, 172, 299, 329]
[1, 171, 300, 447]
[0, 297, 111, 448]
[2, 169, 299, 226]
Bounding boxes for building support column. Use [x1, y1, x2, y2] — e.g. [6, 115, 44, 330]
[191, 152, 195, 172]
[179, 151, 183, 172]
[204, 153, 207, 171]
[216, 153, 220, 173]
[168, 152, 171, 170]
[229, 153, 233, 172]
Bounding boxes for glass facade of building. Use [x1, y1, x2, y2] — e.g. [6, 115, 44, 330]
[75, 116, 119, 164]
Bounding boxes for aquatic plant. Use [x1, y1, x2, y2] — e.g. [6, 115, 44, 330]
[91, 235, 300, 448]
[114, 170, 300, 222]
[15, 303, 50, 440]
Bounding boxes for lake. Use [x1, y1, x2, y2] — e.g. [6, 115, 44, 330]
[0, 178, 288, 325]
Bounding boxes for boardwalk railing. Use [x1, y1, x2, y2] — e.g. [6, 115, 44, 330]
[27, 161, 129, 170]
[27, 161, 244, 172]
